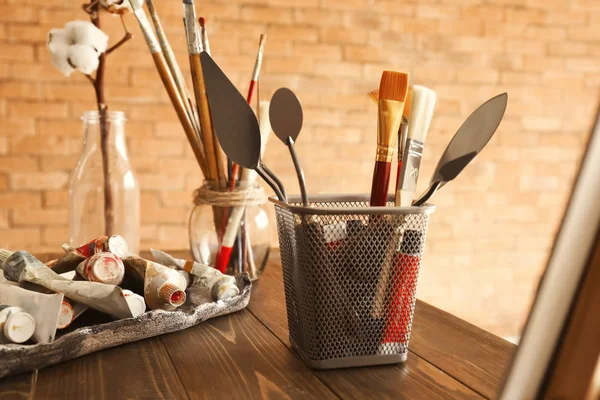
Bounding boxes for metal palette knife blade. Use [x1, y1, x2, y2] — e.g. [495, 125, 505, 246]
[199, 51, 286, 201]
[413, 92, 508, 206]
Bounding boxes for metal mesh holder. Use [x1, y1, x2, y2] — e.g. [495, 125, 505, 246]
[271, 194, 435, 369]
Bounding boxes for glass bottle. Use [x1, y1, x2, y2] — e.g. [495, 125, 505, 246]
[189, 181, 271, 280]
[69, 111, 140, 254]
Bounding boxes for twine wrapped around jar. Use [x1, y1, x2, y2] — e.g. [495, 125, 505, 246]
[193, 181, 267, 208]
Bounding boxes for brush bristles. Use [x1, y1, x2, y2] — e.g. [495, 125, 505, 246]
[408, 85, 437, 142]
[403, 88, 413, 118]
[379, 71, 409, 102]
[368, 89, 379, 104]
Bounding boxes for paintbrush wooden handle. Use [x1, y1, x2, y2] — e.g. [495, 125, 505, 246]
[151, 52, 208, 176]
[370, 160, 391, 206]
[189, 54, 219, 182]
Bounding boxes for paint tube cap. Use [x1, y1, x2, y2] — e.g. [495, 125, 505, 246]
[82, 252, 125, 285]
[4, 311, 35, 343]
[211, 276, 239, 300]
[400, 230, 423, 255]
[57, 300, 74, 329]
[158, 282, 186, 307]
[0, 249, 14, 269]
[122, 289, 146, 317]
[106, 235, 129, 258]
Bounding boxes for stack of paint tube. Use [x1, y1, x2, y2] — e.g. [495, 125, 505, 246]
[0, 235, 239, 345]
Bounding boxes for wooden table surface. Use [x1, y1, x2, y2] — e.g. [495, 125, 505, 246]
[0, 251, 515, 400]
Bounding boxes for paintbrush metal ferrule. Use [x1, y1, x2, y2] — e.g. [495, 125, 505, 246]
[376, 99, 403, 162]
[133, 9, 161, 53]
[251, 34, 267, 82]
[183, 2, 201, 54]
[398, 138, 424, 194]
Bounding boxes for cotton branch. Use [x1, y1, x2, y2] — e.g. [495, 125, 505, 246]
[106, 16, 132, 55]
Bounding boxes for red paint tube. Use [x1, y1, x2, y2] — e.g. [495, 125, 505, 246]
[380, 229, 422, 350]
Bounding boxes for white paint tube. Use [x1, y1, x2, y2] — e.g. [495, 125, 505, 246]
[0, 305, 35, 344]
[76, 251, 125, 285]
[0, 284, 61, 344]
[122, 255, 186, 311]
[0, 249, 136, 319]
[150, 249, 239, 300]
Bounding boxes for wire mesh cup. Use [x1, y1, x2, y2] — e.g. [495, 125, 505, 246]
[271, 194, 435, 369]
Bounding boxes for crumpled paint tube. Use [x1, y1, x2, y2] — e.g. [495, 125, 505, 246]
[0, 249, 138, 319]
[0, 283, 63, 343]
[150, 249, 239, 300]
[73, 235, 129, 258]
[122, 255, 186, 311]
[76, 251, 125, 285]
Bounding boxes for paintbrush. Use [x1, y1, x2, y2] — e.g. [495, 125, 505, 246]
[145, 0, 198, 135]
[129, 0, 208, 176]
[228, 34, 267, 191]
[370, 71, 410, 207]
[198, 16, 228, 188]
[183, 3, 219, 185]
[397, 85, 437, 207]
[216, 100, 272, 274]
[368, 88, 412, 202]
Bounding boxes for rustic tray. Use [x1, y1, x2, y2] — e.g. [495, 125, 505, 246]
[0, 274, 251, 379]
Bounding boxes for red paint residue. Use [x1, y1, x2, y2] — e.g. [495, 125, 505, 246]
[171, 291, 183, 303]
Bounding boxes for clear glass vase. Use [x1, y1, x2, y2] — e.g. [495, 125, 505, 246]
[189, 181, 271, 280]
[69, 111, 140, 254]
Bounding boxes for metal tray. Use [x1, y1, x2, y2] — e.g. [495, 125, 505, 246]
[0, 274, 251, 379]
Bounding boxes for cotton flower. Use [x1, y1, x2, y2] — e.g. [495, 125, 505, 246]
[64, 20, 109, 53]
[47, 20, 109, 77]
[68, 44, 100, 75]
[100, 0, 132, 14]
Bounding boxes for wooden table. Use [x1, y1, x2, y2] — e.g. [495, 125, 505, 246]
[0, 251, 515, 399]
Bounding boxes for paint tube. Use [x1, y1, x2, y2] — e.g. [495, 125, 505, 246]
[150, 249, 239, 300]
[122, 255, 187, 311]
[46, 252, 85, 274]
[0, 249, 136, 319]
[0, 284, 62, 343]
[73, 235, 129, 258]
[0, 305, 35, 344]
[76, 252, 125, 285]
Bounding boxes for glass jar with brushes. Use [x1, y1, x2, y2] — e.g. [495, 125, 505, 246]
[189, 180, 271, 280]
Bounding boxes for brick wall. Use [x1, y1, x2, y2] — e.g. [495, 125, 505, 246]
[1, 0, 599, 337]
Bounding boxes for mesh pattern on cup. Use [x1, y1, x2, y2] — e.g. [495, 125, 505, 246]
[274, 199, 431, 365]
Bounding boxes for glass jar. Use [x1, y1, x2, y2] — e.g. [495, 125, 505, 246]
[69, 111, 140, 254]
[189, 181, 271, 280]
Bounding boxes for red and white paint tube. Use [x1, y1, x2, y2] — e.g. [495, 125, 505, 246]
[0, 284, 63, 343]
[76, 251, 125, 286]
[379, 230, 423, 352]
[73, 235, 129, 259]
[150, 249, 238, 301]
[0, 249, 137, 319]
[216, 100, 272, 274]
[122, 255, 187, 311]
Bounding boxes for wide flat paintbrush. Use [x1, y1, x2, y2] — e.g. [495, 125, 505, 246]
[397, 85, 437, 207]
[370, 71, 409, 207]
[368, 88, 412, 201]
[129, 0, 207, 176]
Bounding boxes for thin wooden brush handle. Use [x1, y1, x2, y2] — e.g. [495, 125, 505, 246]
[151, 52, 208, 176]
[370, 160, 391, 206]
[189, 54, 219, 181]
